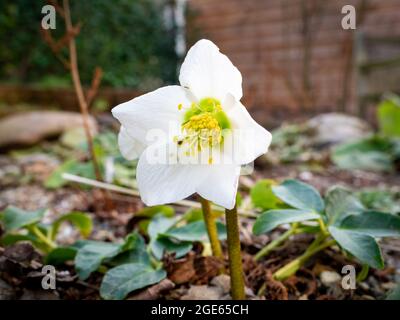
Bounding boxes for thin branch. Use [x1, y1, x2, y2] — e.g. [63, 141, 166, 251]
[86, 67, 103, 108]
[54, 23, 81, 52]
[62, 0, 103, 183]
[40, 28, 70, 69]
[48, 0, 65, 18]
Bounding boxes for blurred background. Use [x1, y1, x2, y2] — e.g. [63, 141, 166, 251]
[1, 0, 400, 126]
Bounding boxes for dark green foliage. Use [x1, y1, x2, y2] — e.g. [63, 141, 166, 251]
[0, 0, 178, 88]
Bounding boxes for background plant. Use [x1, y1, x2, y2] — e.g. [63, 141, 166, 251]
[252, 179, 400, 282]
[332, 94, 400, 172]
[0, 206, 92, 253]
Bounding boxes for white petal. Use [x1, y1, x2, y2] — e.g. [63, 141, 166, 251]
[118, 126, 146, 160]
[179, 39, 243, 102]
[196, 164, 241, 209]
[223, 95, 272, 165]
[112, 86, 193, 146]
[136, 143, 207, 206]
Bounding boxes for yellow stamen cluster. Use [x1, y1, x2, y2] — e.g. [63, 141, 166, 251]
[176, 113, 222, 164]
[183, 113, 220, 131]
[174, 98, 230, 164]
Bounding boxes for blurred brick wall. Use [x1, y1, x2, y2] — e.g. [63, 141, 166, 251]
[187, 0, 400, 126]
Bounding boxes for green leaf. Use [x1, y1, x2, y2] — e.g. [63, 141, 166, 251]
[357, 189, 400, 215]
[75, 242, 121, 280]
[45, 247, 77, 265]
[148, 215, 178, 240]
[236, 192, 243, 208]
[1, 206, 46, 231]
[253, 209, 320, 235]
[135, 206, 175, 235]
[100, 263, 166, 300]
[183, 208, 223, 223]
[332, 136, 394, 172]
[50, 212, 93, 240]
[1, 233, 38, 246]
[151, 238, 192, 260]
[377, 95, 400, 137]
[45, 160, 96, 189]
[111, 233, 151, 266]
[135, 206, 175, 218]
[325, 187, 365, 226]
[44, 161, 72, 189]
[74, 232, 152, 280]
[161, 220, 227, 242]
[250, 179, 281, 210]
[60, 127, 88, 149]
[110, 248, 151, 267]
[272, 179, 324, 212]
[339, 211, 400, 237]
[183, 208, 204, 223]
[113, 162, 137, 187]
[386, 284, 400, 300]
[147, 216, 198, 260]
[329, 226, 384, 269]
[392, 139, 400, 158]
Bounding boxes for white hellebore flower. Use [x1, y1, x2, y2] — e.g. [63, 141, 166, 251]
[112, 39, 272, 209]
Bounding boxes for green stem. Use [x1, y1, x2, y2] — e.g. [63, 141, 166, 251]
[357, 264, 370, 282]
[29, 225, 57, 251]
[307, 232, 328, 252]
[318, 218, 329, 235]
[254, 224, 298, 261]
[225, 203, 246, 300]
[273, 238, 336, 281]
[199, 196, 223, 259]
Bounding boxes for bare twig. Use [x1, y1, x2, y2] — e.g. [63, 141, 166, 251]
[55, 23, 82, 52]
[86, 67, 103, 108]
[48, 0, 65, 17]
[42, 0, 111, 211]
[40, 28, 71, 69]
[62, 0, 103, 182]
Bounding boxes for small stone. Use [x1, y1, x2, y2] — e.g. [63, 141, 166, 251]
[358, 282, 370, 291]
[320, 271, 341, 286]
[181, 285, 224, 300]
[210, 274, 231, 294]
[0, 111, 97, 148]
[307, 113, 372, 147]
[299, 171, 313, 181]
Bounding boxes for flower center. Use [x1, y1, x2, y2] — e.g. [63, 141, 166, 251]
[182, 112, 222, 150]
[175, 97, 231, 164]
